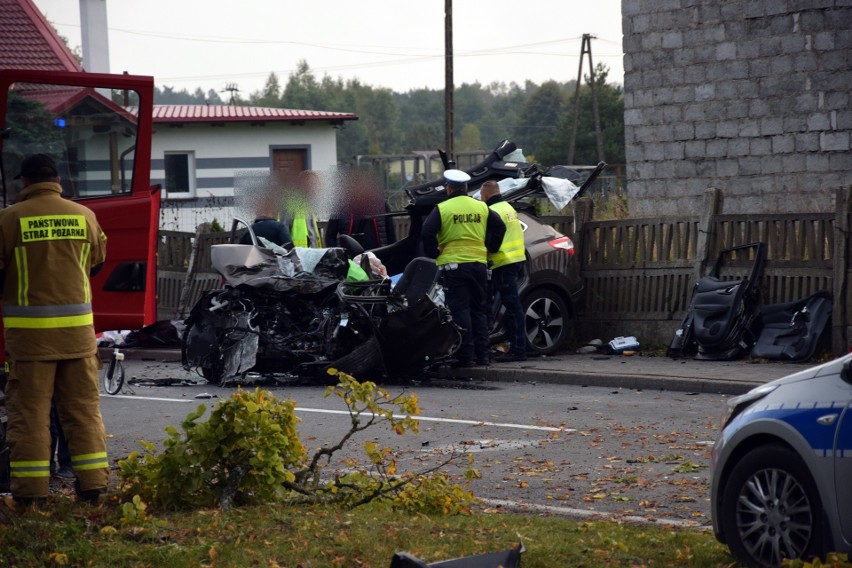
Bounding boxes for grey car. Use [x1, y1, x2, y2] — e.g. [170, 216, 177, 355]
[710, 353, 852, 567]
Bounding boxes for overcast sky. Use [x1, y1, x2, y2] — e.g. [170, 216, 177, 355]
[33, 0, 624, 99]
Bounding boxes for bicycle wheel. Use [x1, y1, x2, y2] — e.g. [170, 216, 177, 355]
[102, 358, 125, 395]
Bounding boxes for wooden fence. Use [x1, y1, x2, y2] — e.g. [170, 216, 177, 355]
[156, 186, 852, 353]
[157, 228, 229, 321]
[574, 187, 850, 352]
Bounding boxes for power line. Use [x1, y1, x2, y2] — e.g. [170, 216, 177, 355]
[52, 20, 618, 60]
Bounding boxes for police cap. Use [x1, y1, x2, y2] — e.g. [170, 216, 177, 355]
[443, 169, 471, 187]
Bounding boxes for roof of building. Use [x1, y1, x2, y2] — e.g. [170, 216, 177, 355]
[152, 105, 358, 125]
[0, 0, 83, 72]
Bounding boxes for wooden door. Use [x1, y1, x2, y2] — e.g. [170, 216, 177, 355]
[272, 149, 307, 180]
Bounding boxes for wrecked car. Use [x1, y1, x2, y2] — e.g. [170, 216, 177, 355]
[182, 140, 604, 384]
[181, 225, 461, 384]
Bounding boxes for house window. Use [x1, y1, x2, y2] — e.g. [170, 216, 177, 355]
[164, 151, 195, 198]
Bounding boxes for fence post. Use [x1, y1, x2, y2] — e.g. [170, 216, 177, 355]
[175, 225, 205, 321]
[694, 187, 722, 283]
[832, 186, 851, 354]
[572, 196, 594, 269]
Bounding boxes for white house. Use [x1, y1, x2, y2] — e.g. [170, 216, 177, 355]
[151, 104, 358, 232]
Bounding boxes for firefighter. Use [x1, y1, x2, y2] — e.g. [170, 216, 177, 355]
[0, 154, 109, 505]
[422, 170, 506, 367]
[480, 180, 528, 362]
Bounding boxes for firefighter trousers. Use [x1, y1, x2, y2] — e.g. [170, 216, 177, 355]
[5, 355, 109, 499]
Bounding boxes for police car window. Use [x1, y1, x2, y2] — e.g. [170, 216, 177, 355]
[2, 82, 139, 204]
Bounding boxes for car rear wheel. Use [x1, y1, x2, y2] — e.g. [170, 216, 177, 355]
[721, 444, 824, 567]
[523, 289, 571, 356]
[324, 335, 383, 381]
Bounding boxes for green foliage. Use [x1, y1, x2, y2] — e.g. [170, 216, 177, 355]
[672, 461, 706, 473]
[251, 72, 282, 107]
[154, 84, 225, 105]
[458, 123, 482, 151]
[592, 192, 630, 220]
[3, 92, 66, 164]
[118, 388, 305, 510]
[515, 80, 570, 162]
[117, 373, 477, 517]
[120, 494, 150, 525]
[784, 554, 852, 567]
[0, 503, 734, 567]
[392, 468, 481, 515]
[550, 64, 625, 165]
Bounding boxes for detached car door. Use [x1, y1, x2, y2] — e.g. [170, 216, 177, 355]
[0, 69, 160, 333]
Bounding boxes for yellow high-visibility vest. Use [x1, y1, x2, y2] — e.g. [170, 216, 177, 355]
[436, 196, 488, 265]
[290, 214, 322, 248]
[488, 201, 525, 268]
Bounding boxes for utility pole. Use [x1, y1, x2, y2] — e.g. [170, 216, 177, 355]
[444, 0, 454, 161]
[568, 34, 605, 164]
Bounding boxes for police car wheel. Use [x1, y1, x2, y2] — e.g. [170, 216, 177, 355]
[721, 444, 824, 567]
[523, 289, 571, 356]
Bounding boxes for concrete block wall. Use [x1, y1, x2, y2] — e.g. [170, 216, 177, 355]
[623, 0, 851, 216]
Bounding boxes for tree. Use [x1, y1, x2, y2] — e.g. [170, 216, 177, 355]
[548, 64, 625, 166]
[281, 60, 331, 110]
[2, 92, 66, 200]
[235, 60, 626, 167]
[360, 88, 399, 155]
[458, 123, 482, 152]
[250, 72, 282, 107]
[513, 80, 569, 164]
[395, 88, 443, 155]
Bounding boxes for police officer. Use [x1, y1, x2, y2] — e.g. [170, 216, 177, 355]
[0, 154, 109, 505]
[480, 180, 527, 362]
[422, 170, 506, 367]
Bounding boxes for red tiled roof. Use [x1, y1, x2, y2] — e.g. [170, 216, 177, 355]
[0, 0, 83, 72]
[151, 105, 358, 124]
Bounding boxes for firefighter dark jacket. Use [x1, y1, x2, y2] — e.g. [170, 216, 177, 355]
[0, 181, 106, 360]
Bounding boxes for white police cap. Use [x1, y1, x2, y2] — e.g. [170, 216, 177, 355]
[443, 169, 471, 185]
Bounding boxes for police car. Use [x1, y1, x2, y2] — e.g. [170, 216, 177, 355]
[710, 353, 852, 567]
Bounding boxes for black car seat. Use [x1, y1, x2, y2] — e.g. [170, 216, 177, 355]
[337, 234, 365, 259]
[393, 257, 438, 303]
[751, 290, 832, 361]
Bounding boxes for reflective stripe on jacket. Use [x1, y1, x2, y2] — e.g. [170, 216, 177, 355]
[488, 201, 525, 268]
[436, 196, 489, 265]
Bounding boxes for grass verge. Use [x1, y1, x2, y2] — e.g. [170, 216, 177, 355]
[0, 498, 733, 567]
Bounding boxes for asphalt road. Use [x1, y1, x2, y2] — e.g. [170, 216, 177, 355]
[100, 358, 729, 528]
